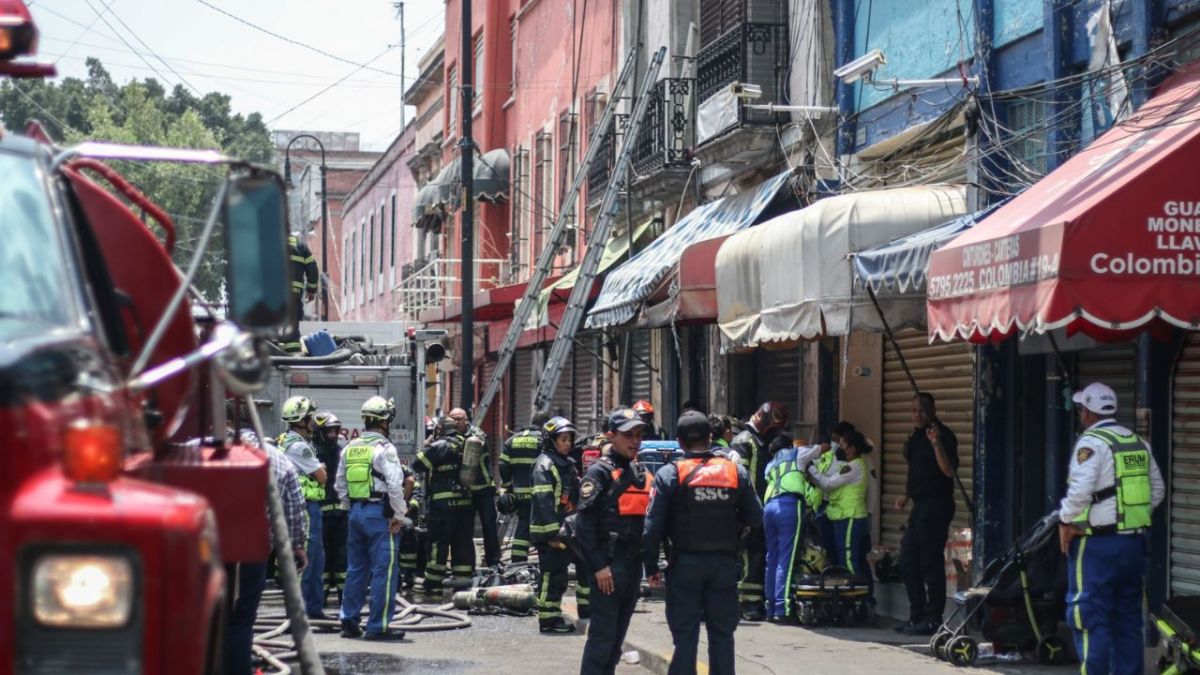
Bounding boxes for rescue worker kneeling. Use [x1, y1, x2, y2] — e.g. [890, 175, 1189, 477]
[335, 396, 413, 640]
[643, 411, 763, 675]
[530, 416, 590, 633]
[761, 434, 823, 622]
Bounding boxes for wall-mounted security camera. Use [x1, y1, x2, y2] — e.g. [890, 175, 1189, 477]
[833, 48, 886, 84]
[728, 82, 764, 100]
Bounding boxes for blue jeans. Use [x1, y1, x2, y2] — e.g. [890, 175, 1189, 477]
[340, 501, 400, 634]
[224, 562, 267, 675]
[1067, 533, 1147, 675]
[831, 516, 873, 604]
[301, 501, 326, 616]
[763, 495, 804, 619]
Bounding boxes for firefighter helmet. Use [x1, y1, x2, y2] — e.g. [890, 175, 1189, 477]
[750, 400, 790, 433]
[281, 396, 316, 424]
[313, 410, 342, 429]
[361, 396, 396, 421]
[544, 416, 576, 439]
[496, 491, 519, 516]
[632, 400, 655, 414]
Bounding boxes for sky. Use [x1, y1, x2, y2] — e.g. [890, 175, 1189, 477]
[25, 0, 446, 151]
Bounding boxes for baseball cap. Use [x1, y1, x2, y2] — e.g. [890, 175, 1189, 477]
[675, 411, 711, 444]
[608, 407, 649, 433]
[1072, 382, 1118, 415]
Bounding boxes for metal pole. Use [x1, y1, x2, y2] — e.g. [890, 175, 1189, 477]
[319, 157, 329, 321]
[399, 1, 406, 129]
[459, 0, 475, 412]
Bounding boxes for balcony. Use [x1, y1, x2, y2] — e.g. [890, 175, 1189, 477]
[695, 22, 789, 160]
[398, 253, 510, 319]
[586, 122, 616, 207]
[632, 77, 696, 175]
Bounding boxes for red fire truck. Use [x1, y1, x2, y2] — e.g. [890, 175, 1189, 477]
[1, 3, 299, 673]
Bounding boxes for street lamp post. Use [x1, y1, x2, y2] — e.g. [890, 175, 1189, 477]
[283, 134, 330, 321]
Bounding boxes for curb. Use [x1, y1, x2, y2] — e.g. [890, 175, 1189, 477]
[562, 601, 709, 675]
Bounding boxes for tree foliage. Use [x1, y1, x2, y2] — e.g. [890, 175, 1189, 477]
[0, 59, 274, 300]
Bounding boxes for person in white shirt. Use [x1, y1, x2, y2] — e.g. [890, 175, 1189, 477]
[1058, 382, 1164, 675]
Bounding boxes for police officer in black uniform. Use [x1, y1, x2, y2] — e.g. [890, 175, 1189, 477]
[500, 410, 552, 563]
[577, 408, 654, 675]
[313, 411, 348, 601]
[414, 416, 475, 590]
[644, 411, 763, 675]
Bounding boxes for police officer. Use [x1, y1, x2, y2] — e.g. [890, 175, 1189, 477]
[335, 396, 411, 640]
[633, 400, 667, 441]
[283, 233, 320, 353]
[730, 400, 789, 621]
[313, 411, 348, 601]
[808, 429, 875, 607]
[1058, 383, 1164, 674]
[761, 434, 822, 622]
[500, 411, 552, 563]
[643, 411, 763, 675]
[577, 408, 654, 675]
[450, 407, 502, 569]
[415, 416, 476, 590]
[279, 395, 329, 619]
[530, 417, 589, 633]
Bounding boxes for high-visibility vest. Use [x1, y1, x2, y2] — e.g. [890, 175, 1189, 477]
[826, 457, 869, 521]
[280, 431, 325, 502]
[1072, 427, 1153, 534]
[669, 456, 741, 552]
[764, 448, 809, 504]
[609, 467, 652, 516]
[344, 434, 387, 501]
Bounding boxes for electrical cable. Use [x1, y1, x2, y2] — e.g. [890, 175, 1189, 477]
[266, 48, 394, 125]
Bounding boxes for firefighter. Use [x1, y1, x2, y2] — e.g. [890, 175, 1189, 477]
[283, 233, 320, 353]
[278, 395, 329, 619]
[500, 410, 552, 563]
[643, 411, 763, 674]
[730, 400, 789, 621]
[633, 399, 667, 441]
[577, 408, 653, 675]
[1058, 383, 1165, 674]
[807, 429, 875, 607]
[760, 434, 822, 622]
[530, 416, 589, 633]
[415, 416, 475, 590]
[335, 396, 411, 640]
[450, 407, 502, 569]
[313, 411, 348, 601]
[398, 472, 424, 589]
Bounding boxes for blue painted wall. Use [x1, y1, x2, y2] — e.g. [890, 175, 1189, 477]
[995, 0, 1043, 44]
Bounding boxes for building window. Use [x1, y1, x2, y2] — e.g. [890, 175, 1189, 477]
[448, 66, 458, 138]
[343, 235, 349, 297]
[532, 130, 553, 260]
[473, 33, 485, 115]
[1008, 98, 1047, 179]
[367, 214, 375, 287]
[509, 145, 530, 281]
[509, 17, 518, 98]
[351, 231, 358, 291]
[380, 203, 387, 276]
[558, 110, 579, 264]
[390, 193, 398, 267]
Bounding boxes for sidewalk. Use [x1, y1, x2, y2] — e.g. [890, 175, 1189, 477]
[563, 593, 1092, 675]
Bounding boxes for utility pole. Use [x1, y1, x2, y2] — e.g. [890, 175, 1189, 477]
[394, 1, 406, 129]
[459, 0, 475, 412]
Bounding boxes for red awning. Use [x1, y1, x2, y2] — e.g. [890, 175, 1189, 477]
[639, 234, 732, 326]
[927, 66, 1200, 343]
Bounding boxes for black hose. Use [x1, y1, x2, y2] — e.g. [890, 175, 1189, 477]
[269, 349, 356, 366]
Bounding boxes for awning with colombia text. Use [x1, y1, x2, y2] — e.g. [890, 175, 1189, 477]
[928, 65, 1200, 343]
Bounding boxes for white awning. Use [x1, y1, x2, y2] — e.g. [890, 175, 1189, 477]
[716, 185, 968, 349]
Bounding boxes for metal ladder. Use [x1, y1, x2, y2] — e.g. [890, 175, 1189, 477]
[472, 46, 666, 428]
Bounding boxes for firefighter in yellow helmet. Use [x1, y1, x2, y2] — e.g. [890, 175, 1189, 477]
[278, 395, 328, 618]
[335, 396, 412, 640]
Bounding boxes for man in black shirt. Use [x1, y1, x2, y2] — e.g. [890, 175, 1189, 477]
[893, 392, 959, 635]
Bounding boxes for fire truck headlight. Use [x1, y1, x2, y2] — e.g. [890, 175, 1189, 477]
[32, 554, 133, 628]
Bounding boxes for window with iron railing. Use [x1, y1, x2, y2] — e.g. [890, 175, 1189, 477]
[558, 110, 579, 262]
[632, 77, 695, 175]
[585, 89, 613, 204]
[390, 194, 397, 267]
[509, 17, 518, 99]
[473, 33, 485, 115]
[697, 19, 789, 126]
[509, 145, 530, 281]
[532, 130, 553, 261]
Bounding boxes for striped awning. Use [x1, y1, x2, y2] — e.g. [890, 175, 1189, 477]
[585, 170, 791, 329]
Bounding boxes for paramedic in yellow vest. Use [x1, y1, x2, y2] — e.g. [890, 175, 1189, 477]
[807, 429, 875, 607]
[279, 396, 328, 618]
[761, 434, 823, 622]
[335, 396, 412, 641]
[1058, 382, 1164, 675]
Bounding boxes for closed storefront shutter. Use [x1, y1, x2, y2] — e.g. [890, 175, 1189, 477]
[549, 345, 574, 420]
[629, 330, 653, 404]
[511, 349, 535, 430]
[753, 346, 802, 425]
[480, 357, 502, 443]
[573, 334, 602, 434]
[881, 329, 976, 551]
[1171, 334, 1200, 596]
[1077, 343, 1137, 430]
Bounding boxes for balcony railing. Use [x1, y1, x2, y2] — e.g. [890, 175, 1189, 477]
[586, 121, 616, 205]
[397, 254, 510, 317]
[697, 22, 789, 128]
[632, 77, 696, 176]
